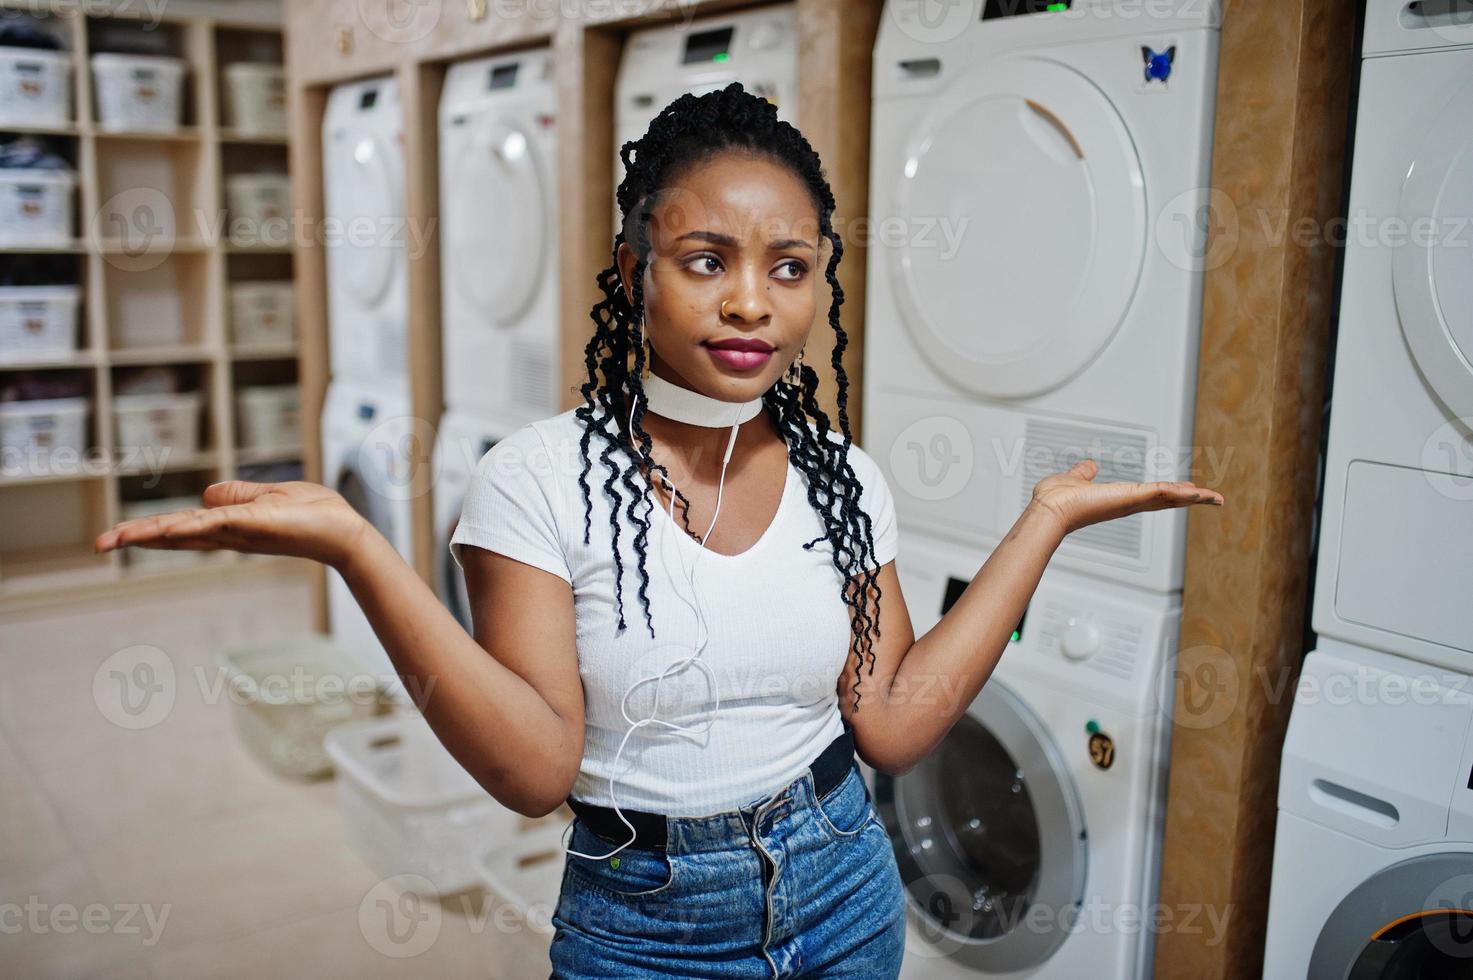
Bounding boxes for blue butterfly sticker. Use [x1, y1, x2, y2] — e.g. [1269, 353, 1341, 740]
[1142, 45, 1176, 84]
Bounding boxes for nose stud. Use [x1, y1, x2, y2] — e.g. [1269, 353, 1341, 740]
[720, 300, 730, 317]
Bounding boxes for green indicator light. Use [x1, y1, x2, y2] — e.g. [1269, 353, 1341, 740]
[1011, 629, 1021, 642]
[712, 52, 729, 62]
[1046, 2, 1068, 9]
[1085, 719, 1100, 735]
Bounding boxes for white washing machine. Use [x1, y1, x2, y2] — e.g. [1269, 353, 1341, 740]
[613, 4, 797, 232]
[432, 408, 512, 632]
[1263, 639, 1473, 976]
[1310, 0, 1473, 676]
[438, 50, 560, 424]
[322, 75, 409, 390]
[864, 0, 1221, 595]
[321, 379, 417, 703]
[876, 529, 1182, 978]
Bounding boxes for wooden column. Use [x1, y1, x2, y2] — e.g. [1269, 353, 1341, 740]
[1154, 1, 1357, 976]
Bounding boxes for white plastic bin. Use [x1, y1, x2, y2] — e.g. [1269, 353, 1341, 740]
[218, 634, 390, 779]
[118, 494, 202, 568]
[222, 62, 285, 135]
[474, 822, 570, 936]
[229, 280, 295, 347]
[225, 173, 290, 244]
[235, 384, 299, 451]
[0, 284, 80, 360]
[323, 712, 520, 896]
[0, 168, 75, 244]
[0, 395, 87, 474]
[0, 47, 71, 128]
[91, 53, 184, 132]
[112, 390, 201, 457]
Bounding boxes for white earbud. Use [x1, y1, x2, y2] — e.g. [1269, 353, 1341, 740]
[561, 394, 744, 861]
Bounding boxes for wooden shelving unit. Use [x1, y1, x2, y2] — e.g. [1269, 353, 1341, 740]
[0, 3, 302, 604]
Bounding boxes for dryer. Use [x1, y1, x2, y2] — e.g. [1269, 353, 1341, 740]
[432, 408, 511, 631]
[1263, 639, 1473, 976]
[613, 4, 797, 232]
[864, 0, 1222, 594]
[1310, 0, 1473, 676]
[438, 50, 560, 424]
[322, 75, 408, 389]
[877, 529, 1182, 978]
[321, 379, 417, 703]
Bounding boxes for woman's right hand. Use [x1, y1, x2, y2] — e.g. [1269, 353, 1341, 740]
[94, 480, 372, 570]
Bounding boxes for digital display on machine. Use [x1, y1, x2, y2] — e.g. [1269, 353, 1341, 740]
[941, 576, 1027, 642]
[487, 64, 518, 90]
[982, 0, 1071, 18]
[359, 88, 378, 109]
[682, 26, 734, 64]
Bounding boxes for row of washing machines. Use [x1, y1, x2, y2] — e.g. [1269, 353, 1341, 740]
[312, 0, 1473, 975]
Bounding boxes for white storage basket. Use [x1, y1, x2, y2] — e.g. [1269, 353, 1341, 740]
[0, 168, 75, 244]
[118, 494, 202, 568]
[0, 395, 87, 473]
[112, 390, 201, 457]
[218, 634, 390, 779]
[235, 384, 299, 451]
[323, 712, 520, 896]
[0, 47, 71, 128]
[91, 53, 184, 132]
[0, 284, 80, 360]
[475, 822, 570, 936]
[225, 173, 291, 243]
[222, 62, 286, 135]
[229, 280, 295, 347]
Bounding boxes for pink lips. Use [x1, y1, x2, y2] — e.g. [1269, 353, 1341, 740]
[704, 340, 774, 371]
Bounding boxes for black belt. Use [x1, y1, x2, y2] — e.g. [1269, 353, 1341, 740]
[566, 722, 857, 852]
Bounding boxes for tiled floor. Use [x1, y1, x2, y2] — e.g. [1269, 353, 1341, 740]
[0, 565, 554, 979]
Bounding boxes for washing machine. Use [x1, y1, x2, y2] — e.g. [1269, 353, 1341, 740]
[1310, 0, 1473, 676]
[864, 0, 1221, 595]
[875, 529, 1182, 978]
[613, 4, 797, 232]
[321, 379, 417, 703]
[432, 408, 512, 631]
[322, 75, 408, 389]
[438, 50, 560, 424]
[1262, 639, 1473, 976]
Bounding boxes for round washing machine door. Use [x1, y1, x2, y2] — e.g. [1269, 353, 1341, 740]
[873, 679, 1087, 973]
[1309, 852, 1473, 977]
[335, 458, 398, 553]
[887, 57, 1147, 400]
[331, 131, 403, 312]
[445, 115, 548, 327]
[1392, 74, 1473, 423]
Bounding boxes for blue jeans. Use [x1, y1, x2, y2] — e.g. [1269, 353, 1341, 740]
[549, 762, 908, 978]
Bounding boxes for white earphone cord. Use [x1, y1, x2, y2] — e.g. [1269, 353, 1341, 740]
[560, 395, 745, 861]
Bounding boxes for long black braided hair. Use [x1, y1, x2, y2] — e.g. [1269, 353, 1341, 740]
[574, 81, 883, 712]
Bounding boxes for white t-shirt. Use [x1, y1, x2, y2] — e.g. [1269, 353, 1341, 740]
[449, 405, 898, 816]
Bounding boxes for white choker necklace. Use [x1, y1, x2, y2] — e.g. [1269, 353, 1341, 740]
[639, 371, 765, 428]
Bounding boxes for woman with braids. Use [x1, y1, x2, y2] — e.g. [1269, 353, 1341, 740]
[94, 83, 1223, 977]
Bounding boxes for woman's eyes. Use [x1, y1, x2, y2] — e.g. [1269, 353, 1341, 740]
[682, 254, 808, 281]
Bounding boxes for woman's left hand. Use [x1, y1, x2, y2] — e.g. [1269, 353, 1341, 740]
[1029, 458, 1224, 539]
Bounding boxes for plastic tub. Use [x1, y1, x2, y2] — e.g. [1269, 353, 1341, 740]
[474, 820, 572, 936]
[112, 390, 201, 457]
[225, 173, 290, 240]
[117, 494, 202, 568]
[90, 53, 184, 132]
[323, 712, 520, 896]
[229, 280, 295, 347]
[235, 383, 299, 451]
[0, 47, 71, 128]
[0, 284, 79, 360]
[0, 395, 87, 472]
[218, 634, 391, 779]
[0, 168, 75, 244]
[222, 62, 286, 135]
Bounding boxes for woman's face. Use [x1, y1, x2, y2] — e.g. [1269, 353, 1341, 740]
[617, 151, 822, 403]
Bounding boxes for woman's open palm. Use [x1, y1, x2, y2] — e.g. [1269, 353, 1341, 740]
[94, 481, 369, 569]
[1031, 458, 1224, 537]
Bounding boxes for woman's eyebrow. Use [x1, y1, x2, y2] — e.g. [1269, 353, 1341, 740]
[675, 229, 817, 252]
